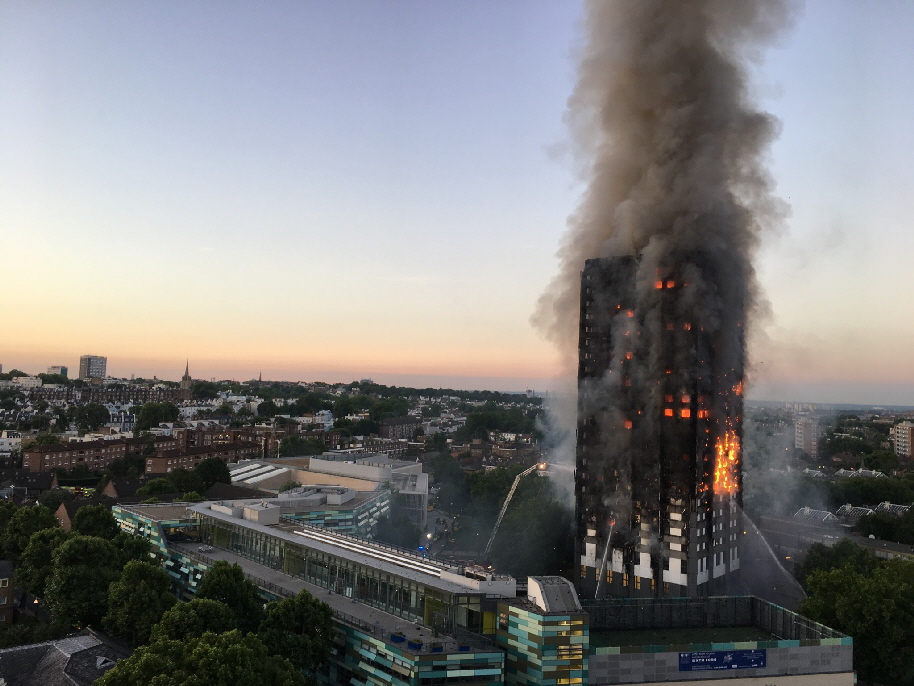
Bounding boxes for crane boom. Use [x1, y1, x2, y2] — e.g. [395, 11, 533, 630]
[482, 464, 539, 559]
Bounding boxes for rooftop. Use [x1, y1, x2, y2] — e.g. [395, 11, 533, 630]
[170, 542, 494, 654]
[184, 501, 506, 596]
[0, 630, 130, 686]
[590, 625, 775, 648]
[115, 503, 196, 523]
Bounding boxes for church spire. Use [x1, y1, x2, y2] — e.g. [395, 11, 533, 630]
[180, 360, 192, 391]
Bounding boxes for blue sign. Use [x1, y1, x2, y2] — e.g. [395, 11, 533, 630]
[679, 649, 766, 672]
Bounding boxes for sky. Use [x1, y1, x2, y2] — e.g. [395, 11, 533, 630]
[1, 1, 913, 404]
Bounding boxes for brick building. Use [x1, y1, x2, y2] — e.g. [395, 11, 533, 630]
[379, 416, 421, 440]
[145, 442, 259, 473]
[29, 384, 192, 404]
[23, 436, 178, 473]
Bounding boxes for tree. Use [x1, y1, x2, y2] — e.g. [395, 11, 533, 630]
[191, 381, 220, 400]
[134, 402, 180, 432]
[794, 538, 878, 589]
[258, 590, 334, 673]
[104, 560, 177, 646]
[72, 504, 121, 539]
[29, 415, 52, 432]
[278, 480, 299, 493]
[136, 478, 177, 497]
[95, 630, 306, 686]
[45, 535, 121, 627]
[278, 436, 326, 457]
[196, 561, 265, 633]
[215, 402, 235, 416]
[257, 399, 279, 417]
[32, 432, 62, 446]
[54, 408, 70, 431]
[1, 504, 59, 562]
[15, 527, 70, 597]
[150, 598, 237, 643]
[73, 403, 111, 434]
[38, 487, 74, 513]
[422, 403, 442, 418]
[194, 457, 231, 489]
[800, 560, 914, 684]
[166, 467, 205, 496]
[0, 501, 18, 538]
[112, 531, 153, 567]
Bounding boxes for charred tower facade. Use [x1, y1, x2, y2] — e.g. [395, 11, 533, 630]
[575, 257, 743, 599]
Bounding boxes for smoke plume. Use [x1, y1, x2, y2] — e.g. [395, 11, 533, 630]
[535, 0, 792, 370]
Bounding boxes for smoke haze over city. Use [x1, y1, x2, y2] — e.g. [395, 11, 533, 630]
[2, 1, 914, 404]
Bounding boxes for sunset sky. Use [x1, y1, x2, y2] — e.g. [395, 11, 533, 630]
[2, 1, 913, 404]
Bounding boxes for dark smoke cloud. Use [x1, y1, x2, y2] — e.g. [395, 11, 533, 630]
[534, 0, 794, 368]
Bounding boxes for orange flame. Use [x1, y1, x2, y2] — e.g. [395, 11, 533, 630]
[714, 430, 740, 495]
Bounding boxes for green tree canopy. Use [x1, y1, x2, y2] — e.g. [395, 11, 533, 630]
[196, 561, 265, 633]
[278, 436, 326, 457]
[72, 403, 111, 434]
[795, 538, 879, 590]
[45, 535, 122, 627]
[0, 501, 18, 538]
[38, 487, 74, 513]
[858, 507, 914, 546]
[72, 504, 120, 539]
[15, 527, 71, 597]
[136, 478, 177, 497]
[95, 630, 306, 686]
[194, 457, 231, 489]
[134, 402, 180, 432]
[191, 381, 220, 400]
[112, 531, 153, 567]
[800, 559, 914, 685]
[104, 560, 177, 646]
[32, 433, 62, 446]
[1, 504, 59, 562]
[826, 476, 914, 508]
[258, 589, 334, 673]
[369, 396, 409, 422]
[150, 598, 237, 643]
[257, 399, 279, 417]
[166, 467, 205, 496]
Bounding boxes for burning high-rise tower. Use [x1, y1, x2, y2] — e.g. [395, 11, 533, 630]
[531, 1, 791, 599]
[575, 256, 743, 599]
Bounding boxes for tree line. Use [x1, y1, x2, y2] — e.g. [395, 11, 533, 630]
[0, 500, 333, 685]
[797, 538, 914, 685]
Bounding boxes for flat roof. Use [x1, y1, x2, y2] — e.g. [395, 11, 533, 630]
[590, 626, 777, 648]
[185, 502, 489, 596]
[277, 490, 384, 514]
[115, 503, 196, 522]
[169, 542, 497, 654]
